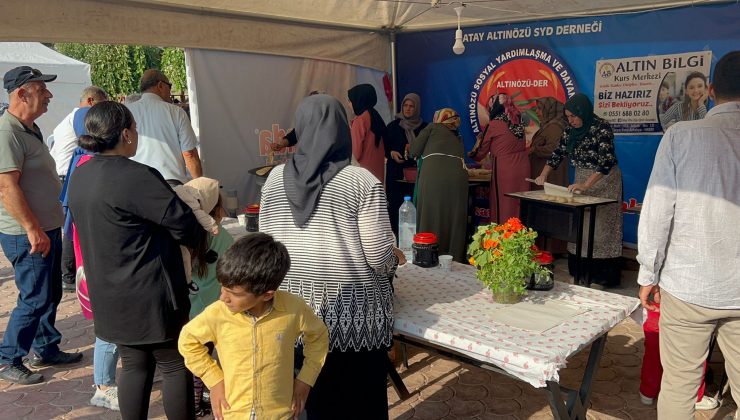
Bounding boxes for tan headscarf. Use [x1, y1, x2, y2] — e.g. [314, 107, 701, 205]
[536, 97, 566, 129]
[396, 93, 423, 144]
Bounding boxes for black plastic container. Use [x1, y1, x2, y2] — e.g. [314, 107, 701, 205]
[245, 204, 260, 233]
[412, 232, 439, 268]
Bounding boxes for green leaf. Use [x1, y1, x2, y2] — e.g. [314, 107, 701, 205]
[54, 43, 173, 98]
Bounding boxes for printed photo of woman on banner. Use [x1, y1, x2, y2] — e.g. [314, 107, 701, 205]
[659, 70, 709, 130]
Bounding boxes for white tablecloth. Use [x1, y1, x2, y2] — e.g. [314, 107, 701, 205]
[223, 219, 639, 388]
[393, 262, 639, 387]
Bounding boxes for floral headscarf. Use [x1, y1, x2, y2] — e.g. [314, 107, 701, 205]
[487, 94, 524, 139]
[433, 108, 461, 130]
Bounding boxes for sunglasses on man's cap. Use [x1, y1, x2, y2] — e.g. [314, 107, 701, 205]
[3, 66, 57, 93]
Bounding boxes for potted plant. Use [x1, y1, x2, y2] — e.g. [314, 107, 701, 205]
[468, 218, 551, 304]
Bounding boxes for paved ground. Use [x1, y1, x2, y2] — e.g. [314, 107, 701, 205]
[0, 252, 736, 419]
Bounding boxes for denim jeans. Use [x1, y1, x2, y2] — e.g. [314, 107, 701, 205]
[94, 337, 119, 386]
[0, 228, 63, 365]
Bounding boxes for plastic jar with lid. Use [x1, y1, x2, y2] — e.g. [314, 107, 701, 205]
[245, 204, 260, 232]
[412, 232, 439, 268]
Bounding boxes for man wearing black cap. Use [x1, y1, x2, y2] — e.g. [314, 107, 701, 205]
[0, 66, 82, 385]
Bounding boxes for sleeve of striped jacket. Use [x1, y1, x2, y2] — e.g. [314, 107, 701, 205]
[356, 180, 398, 276]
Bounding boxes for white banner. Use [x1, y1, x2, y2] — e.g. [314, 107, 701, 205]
[593, 51, 711, 134]
[185, 49, 391, 210]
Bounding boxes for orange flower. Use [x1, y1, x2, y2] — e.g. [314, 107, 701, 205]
[483, 239, 495, 249]
[493, 250, 502, 257]
[469, 257, 476, 266]
[503, 231, 513, 239]
[506, 217, 524, 232]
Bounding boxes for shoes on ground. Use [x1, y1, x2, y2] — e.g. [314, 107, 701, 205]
[90, 385, 120, 411]
[639, 392, 654, 405]
[26, 351, 82, 368]
[639, 393, 720, 411]
[62, 280, 76, 293]
[0, 363, 44, 385]
[695, 395, 720, 411]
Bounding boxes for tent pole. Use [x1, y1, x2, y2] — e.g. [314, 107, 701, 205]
[390, 30, 398, 114]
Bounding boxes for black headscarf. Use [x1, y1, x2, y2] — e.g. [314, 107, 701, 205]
[348, 84, 386, 147]
[282, 95, 352, 227]
[564, 93, 595, 153]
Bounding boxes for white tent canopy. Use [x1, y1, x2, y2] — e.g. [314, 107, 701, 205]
[0, 42, 91, 142]
[0, 0, 731, 71]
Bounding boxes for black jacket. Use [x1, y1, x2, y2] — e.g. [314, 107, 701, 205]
[69, 155, 199, 345]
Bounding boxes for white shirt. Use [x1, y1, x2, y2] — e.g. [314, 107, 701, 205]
[637, 101, 740, 309]
[127, 93, 198, 183]
[50, 107, 79, 176]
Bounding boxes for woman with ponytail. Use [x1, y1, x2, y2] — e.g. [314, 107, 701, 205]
[68, 101, 200, 419]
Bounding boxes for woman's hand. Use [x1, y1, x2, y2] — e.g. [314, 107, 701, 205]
[568, 183, 588, 193]
[210, 380, 231, 420]
[390, 151, 405, 164]
[393, 247, 407, 266]
[534, 166, 552, 185]
[270, 137, 289, 151]
[468, 133, 483, 159]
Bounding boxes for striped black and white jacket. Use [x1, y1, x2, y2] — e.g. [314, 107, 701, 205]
[260, 164, 397, 352]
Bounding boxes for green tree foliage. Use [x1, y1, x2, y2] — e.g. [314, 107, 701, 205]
[161, 47, 187, 93]
[54, 44, 187, 98]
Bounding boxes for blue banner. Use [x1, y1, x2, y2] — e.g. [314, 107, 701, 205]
[396, 3, 740, 244]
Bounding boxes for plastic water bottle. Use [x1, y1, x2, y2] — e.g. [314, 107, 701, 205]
[398, 196, 416, 259]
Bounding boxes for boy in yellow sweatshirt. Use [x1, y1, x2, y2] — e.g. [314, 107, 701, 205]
[178, 233, 329, 419]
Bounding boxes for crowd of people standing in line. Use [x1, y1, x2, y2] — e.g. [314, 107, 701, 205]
[0, 50, 737, 420]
